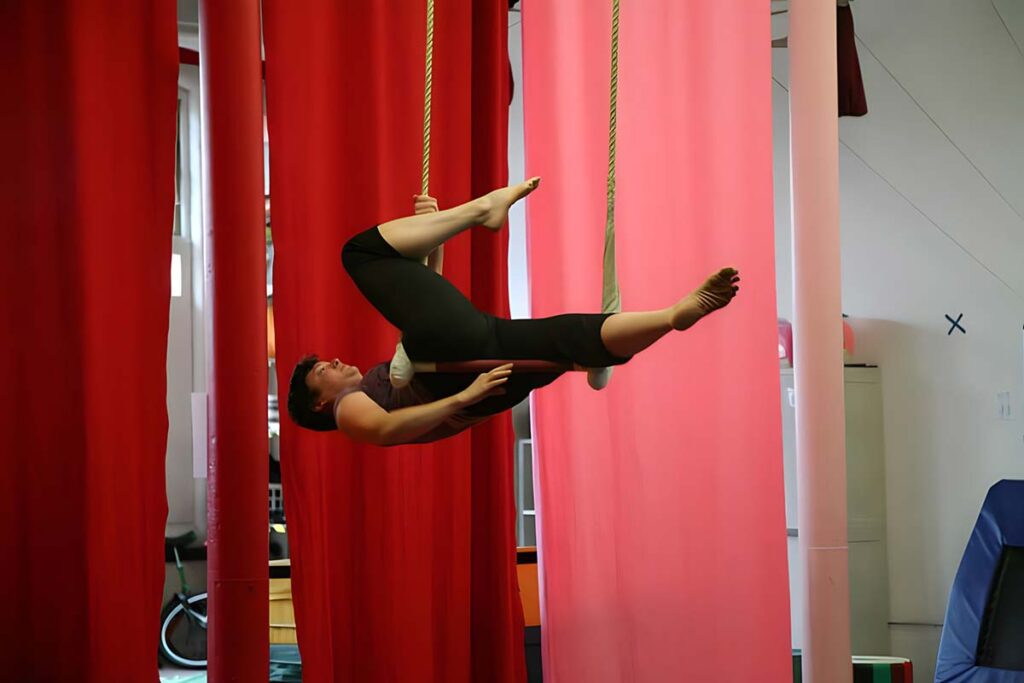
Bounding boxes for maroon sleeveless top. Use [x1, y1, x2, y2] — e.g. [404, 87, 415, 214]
[337, 363, 483, 444]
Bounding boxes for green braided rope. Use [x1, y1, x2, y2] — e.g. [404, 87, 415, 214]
[421, 0, 435, 195]
[601, 0, 621, 314]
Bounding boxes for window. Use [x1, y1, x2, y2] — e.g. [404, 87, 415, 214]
[173, 98, 183, 237]
[171, 253, 183, 297]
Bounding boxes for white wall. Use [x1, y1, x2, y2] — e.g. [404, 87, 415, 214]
[177, 0, 199, 52]
[773, 2, 1024, 679]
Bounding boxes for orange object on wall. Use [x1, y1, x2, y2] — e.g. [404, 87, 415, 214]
[517, 547, 540, 627]
[267, 300, 276, 359]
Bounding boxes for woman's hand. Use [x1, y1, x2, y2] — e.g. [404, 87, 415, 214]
[456, 364, 512, 407]
[416, 194, 444, 273]
[414, 194, 439, 215]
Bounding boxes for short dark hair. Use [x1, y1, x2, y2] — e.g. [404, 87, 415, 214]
[287, 354, 338, 432]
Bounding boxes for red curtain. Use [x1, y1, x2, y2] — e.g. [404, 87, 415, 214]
[837, 5, 868, 117]
[0, 3, 178, 681]
[263, 2, 522, 681]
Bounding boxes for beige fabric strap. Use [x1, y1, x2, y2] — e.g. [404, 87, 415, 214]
[601, 0, 622, 315]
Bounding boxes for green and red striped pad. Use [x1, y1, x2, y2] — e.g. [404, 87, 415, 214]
[792, 651, 914, 683]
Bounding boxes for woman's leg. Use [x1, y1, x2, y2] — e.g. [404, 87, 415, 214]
[489, 267, 740, 366]
[599, 267, 740, 357]
[377, 178, 539, 259]
[343, 228, 490, 356]
[597, 310, 673, 358]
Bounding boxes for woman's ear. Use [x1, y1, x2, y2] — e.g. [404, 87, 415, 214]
[314, 400, 327, 412]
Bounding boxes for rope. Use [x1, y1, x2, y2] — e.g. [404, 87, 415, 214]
[389, 0, 437, 353]
[421, 0, 435, 196]
[601, 0, 621, 314]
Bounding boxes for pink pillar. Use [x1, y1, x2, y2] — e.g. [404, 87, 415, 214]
[199, 0, 269, 680]
[789, 1, 852, 682]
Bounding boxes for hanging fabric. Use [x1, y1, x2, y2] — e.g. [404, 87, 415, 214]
[601, 0, 622, 316]
[523, 0, 793, 680]
[0, 2, 179, 680]
[262, 0, 524, 680]
[837, 2, 868, 117]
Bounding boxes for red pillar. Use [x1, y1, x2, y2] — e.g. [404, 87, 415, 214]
[199, 1, 269, 680]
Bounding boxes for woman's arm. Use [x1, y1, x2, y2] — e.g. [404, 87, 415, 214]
[336, 364, 513, 445]
[336, 391, 464, 445]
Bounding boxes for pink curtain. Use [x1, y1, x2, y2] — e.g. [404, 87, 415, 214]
[522, 2, 792, 681]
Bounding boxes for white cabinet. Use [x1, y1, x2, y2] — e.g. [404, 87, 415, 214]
[781, 366, 891, 656]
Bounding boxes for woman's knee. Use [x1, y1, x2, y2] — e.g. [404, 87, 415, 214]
[341, 226, 395, 274]
[340, 243, 357, 275]
[340, 233, 367, 275]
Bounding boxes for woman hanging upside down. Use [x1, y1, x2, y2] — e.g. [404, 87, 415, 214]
[286, 178, 740, 445]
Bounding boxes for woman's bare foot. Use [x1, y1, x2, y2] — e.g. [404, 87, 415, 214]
[670, 268, 740, 331]
[479, 177, 541, 230]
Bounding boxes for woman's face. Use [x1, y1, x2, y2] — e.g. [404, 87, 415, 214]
[306, 358, 363, 411]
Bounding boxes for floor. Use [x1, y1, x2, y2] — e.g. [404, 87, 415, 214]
[158, 666, 207, 682]
[157, 644, 300, 682]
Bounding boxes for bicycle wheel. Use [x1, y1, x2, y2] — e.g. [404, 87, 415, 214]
[159, 592, 208, 669]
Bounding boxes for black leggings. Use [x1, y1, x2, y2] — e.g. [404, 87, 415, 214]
[341, 227, 630, 411]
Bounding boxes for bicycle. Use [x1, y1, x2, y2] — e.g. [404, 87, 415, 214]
[159, 531, 208, 669]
